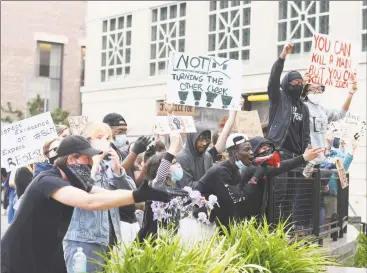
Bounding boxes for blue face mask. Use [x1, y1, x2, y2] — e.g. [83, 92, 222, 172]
[235, 160, 246, 169]
[114, 134, 127, 148]
[171, 166, 184, 182]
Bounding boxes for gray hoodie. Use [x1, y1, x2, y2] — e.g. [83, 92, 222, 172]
[176, 122, 213, 188]
[304, 100, 347, 161]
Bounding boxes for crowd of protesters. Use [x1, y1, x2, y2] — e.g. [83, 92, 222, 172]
[0, 42, 360, 273]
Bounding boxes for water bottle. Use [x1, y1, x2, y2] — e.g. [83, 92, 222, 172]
[72, 247, 87, 273]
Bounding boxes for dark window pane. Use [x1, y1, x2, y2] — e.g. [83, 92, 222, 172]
[319, 16, 329, 34]
[179, 21, 185, 36]
[125, 48, 131, 63]
[230, 36, 237, 49]
[277, 45, 283, 57]
[293, 0, 302, 11]
[158, 61, 165, 70]
[39, 42, 51, 77]
[152, 9, 158, 22]
[363, 0, 367, 6]
[232, 1, 240, 7]
[117, 50, 122, 64]
[118, 17, 124, 29]
[180, 3, 186, 17]
[243, 8, 251, 25]
[320, 0, 329, 13]
[161, 7, 168, 20]
[101, 70, 106, 82]
[242, 28, 250, 46]
[103, 20, 108, 32]
[304, 23, 313, 38]
[150, 63, 156, 76]
[116, 67, 122, 76]
[109, 52, 115, 66]
[127, 15, 132, 27]
[292, 42, 301, 54]
[243, 1, 250, 4]
[170, 5, 177, 19]
[209, 14, 216, 31]
[229, 51, 239, 60]
[159, 44, 166, 58]
[307, 17, 316, 30]
[290, 4, 299, 18]
[102, 36, 107, 50]
[210, 0, 217, 11]
[233, 29, 239, 41]
[108, 68, 114, 77]
[363, 8, 367, 30]
[101, 52, 106, 66]
[241, 49, 249, 60]
[290, 20, 301, 39]
[362, 33, 367, 52]
[110, 19, 116, 31]
[208, 34, 216, 51]
[220, 0, 228, 9]
[178, 39, 185, 52]
[278, 22, 287, 41]
[125, 66, 130, 75]
[151, 26, 157, 41]
[304, 41, 312, 52]
[218, 52, 227, 58]
[170, 22, 177, 38]
[279, 1, 287, 20]
[151, 44, 156, 59]
[306, 1, 316, 15]
[126, 31, 131, 46]
[232, 10, 240, 28]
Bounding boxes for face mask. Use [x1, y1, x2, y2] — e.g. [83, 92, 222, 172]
[235, 159, 246, 169]
[90, 139, 110, 152]
[114, 134, 127, 148]
[60, 163, 93, 192]
[48, 155, 58, 165]
[288, 84, 303, 100]
[307, 93, 322, 105]
[171, 166, 183, 182]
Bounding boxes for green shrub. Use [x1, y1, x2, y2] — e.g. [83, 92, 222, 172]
[353, 233, 367, 268]
[97, 218, 335, 273]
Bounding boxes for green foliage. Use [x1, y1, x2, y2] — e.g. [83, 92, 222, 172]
[353, 233, 367, 268]
[1, 102, 24, 123]
[27, 94, 45, 116]
[97, 218, 334, 273]
[51, 108, 70, 126]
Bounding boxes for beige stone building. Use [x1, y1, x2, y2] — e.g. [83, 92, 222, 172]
[1, 1, 87, 116]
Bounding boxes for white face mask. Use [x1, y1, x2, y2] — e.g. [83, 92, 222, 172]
[307, 93, 322, 105]
[90, 139, 110, 152]
[115, 134, 127, 148]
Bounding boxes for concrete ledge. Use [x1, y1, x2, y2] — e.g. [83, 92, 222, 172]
[327, 266, 366, 273]
[34, 32, 68, 44]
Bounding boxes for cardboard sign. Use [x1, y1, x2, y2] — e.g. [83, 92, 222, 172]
[154, 116, 197, 135]
[167, 52, 242, 110]
[156, 102, 195, 116]
[307, 34, 358, 89]
[328, 112, 366, 141]
[68, 116, 89, 135]
[1, 112, 57, 171]
[232, 110, 263, 138]
[335, 158, 349, 189]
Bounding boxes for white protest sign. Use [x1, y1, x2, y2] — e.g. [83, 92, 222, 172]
[154, 116, 197, 135]
[1, 112, 57, 171]
[232, 110, 264, 138]
[307, 34, 358, 89]
[328, 112, 366, 141]
[167, 52, 242, 110]
[68, 116, 89, 135]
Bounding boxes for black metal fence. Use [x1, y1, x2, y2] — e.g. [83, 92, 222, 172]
[267, 167, 349, 245]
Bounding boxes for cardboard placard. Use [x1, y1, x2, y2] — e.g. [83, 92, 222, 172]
[1, 112, 57, 171]
[156, 102, 195, 116]
[68, 116, 89, 135]
[335, 158, 349, 189]
[307, 33, 358, 89]
[167, 52, 242, 110]
[232, 110, 263, 138]
[328, 112, 366, 141]
[154, 116, 197, 135]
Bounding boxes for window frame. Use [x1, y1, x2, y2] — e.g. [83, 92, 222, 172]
[80, 46, 86, 87]
[362, 1, 367, 52]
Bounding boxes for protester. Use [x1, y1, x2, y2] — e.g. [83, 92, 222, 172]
[13, 164, 34, 212]
[1, 135, 173, 273]
[103, 113, 129, 149]
[56, 124, 70, 139]
[1, 168, 9, 216]
[6, 171, 17, 224]
[267, 42, 311, 221]
[155, 140, 167, 153]
[33, 138, 61, 179]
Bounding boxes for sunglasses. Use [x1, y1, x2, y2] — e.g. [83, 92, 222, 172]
[47, 147, 58, 155]
[308, 86, 325, 92]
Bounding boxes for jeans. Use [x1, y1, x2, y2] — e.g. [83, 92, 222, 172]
[63, 240, 109, 273]
[7, 190, 16, 224]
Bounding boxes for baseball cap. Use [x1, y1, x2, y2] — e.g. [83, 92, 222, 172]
[103, 113, 127, 126]
[225, 133, 249, 151]
[57, 135, 102, 157]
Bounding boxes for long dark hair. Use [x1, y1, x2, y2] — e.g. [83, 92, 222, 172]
[145, 153, 166, 181]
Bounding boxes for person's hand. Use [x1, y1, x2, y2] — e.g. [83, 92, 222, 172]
[349, 81, 358, 95]
[303, 72, 310, 84]
[280, 42, 294, 59]
[132, 180, 171, 203]
[132, 136, 153, 155]
[92, 151, 108, 167]
[108, 148, 122, 175]
[167, 131, 183, 156]
[303, 145, 325, 161]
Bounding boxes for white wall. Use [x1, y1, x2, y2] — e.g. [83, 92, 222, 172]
[83, 1, 367, 220]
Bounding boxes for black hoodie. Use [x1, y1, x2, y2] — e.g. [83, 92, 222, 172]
[236, 136, 306, 219]
[267, 58, 310, 155]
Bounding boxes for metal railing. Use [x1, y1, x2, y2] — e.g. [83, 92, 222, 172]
[267, 167, 349, 246]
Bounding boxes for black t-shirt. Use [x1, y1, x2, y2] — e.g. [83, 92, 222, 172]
[1, 168, 73, 273]
[283, 103, 303, 155]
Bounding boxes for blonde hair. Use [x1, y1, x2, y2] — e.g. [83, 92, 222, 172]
[80, 122, 113, 141]
[56, 125, 69, 136]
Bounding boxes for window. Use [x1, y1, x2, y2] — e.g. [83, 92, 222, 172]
[80, 46, 86, 86]
[36, 41, 63, 110]
[362, 1, 367, 52]
[150, 2, 186, 76]
[277, 0, 329, 56]
[208, 0, 251, 60]
[101, 14, 132, 82]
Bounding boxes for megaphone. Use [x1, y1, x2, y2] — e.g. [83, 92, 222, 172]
[254, 151, 281, 168]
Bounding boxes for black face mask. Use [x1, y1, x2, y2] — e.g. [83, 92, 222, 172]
[48, 155, 58, 165]
[257, 148, 273, 158]
[288, 84, 303, 101]
[59, 164, 93, 192]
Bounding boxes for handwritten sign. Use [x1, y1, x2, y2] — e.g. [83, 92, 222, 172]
[307, 34, 358, 89]
[232, 111, 263, 138]
[328, 112, 366, 141]
[68, 116, 88, 135]
[335, 158, 349, 189]
[1, 112, 57, 171]
[154, 116, 197, 135]
[167, 52, 242, 110]
[156, 102, 195, 116]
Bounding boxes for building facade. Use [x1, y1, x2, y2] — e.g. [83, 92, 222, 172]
[1, 1, 87, 116]
[83, 1, 367, 220]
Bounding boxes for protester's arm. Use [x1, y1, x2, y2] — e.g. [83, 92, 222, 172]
[152, 154, 173, 189]
[214, 109, 238, 154]
[121, 136, 152, 172]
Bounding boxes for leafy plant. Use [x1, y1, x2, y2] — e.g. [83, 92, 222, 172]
[51, 108, 70, 126]
[97, 218, 334, 273]
[353, 233, 367, 268]
[1, 102, 24, 123]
